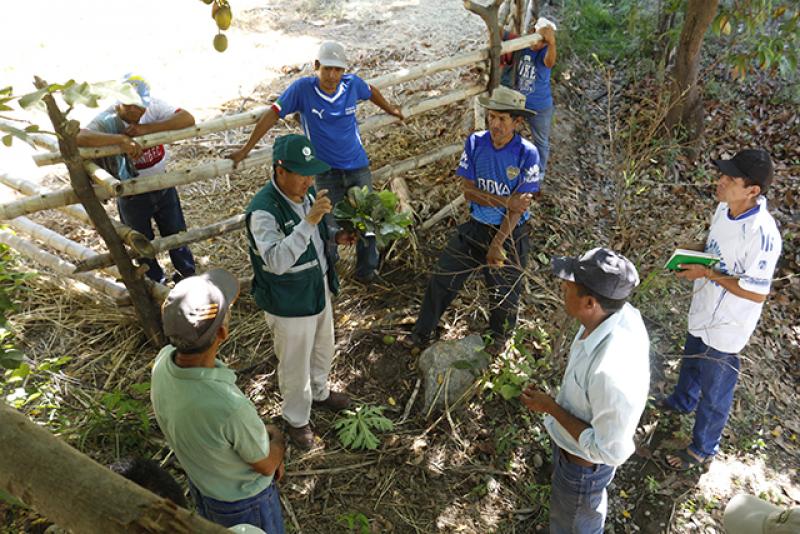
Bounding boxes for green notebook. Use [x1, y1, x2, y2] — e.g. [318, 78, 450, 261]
[664, 249, 721, 271]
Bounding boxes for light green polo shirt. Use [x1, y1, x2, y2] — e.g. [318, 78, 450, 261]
[151, 345, 271, 502]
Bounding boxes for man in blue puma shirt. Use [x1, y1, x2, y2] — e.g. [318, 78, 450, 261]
[229, 41, 403, 283]
[403, 87, 540, 352]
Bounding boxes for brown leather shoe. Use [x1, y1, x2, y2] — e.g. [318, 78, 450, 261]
[312, 391, 351, 412]
[287, 424, 315, 450]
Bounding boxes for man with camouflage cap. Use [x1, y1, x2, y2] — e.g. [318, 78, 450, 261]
[151, 269, 286, 532]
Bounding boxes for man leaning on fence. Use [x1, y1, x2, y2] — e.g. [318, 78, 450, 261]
[77, 74, 196, 285]
[522, 247, 650, 533]
[151, 269, 286, 533]
[229, 41, 403, 284]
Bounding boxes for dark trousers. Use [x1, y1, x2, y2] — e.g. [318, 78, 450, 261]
[117, 187, 195, 283]
[664, 333, 740, 458]
[315, 166, 379, 278]
[413, 219, 530, 340]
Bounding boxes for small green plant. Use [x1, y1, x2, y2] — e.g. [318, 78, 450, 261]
[483, 326, 553, 401]
[645, 475, 660, 493]
[495, 424, 521, 457]
[3, 355, 72, 410]
[337, 511, 369, 533]
[526, 482, 551, 512]
[76, 384, 153, 455]
[333, 405, 394, 451]
[0, 241, 32, 370]
[333, 186, 413, 248]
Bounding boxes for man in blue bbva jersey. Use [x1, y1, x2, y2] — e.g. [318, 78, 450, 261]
[229, 41, 404, 283]
[402, 87, 540, 353]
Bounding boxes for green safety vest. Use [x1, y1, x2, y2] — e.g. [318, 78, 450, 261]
[245, 182, 339, 317]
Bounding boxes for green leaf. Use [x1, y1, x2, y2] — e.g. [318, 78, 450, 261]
[0, 349, 24, 369]
[131, 382, 151, 394]
[18, 88, 48, 109]
[1, 135, 12, 147]
[498, 384, 521, 400]
[8, 362, 30, 381]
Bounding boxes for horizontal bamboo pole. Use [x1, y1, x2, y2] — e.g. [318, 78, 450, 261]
[369, 50, 488, 89]
[0, 230, 129, 304]
[2, 218, 169, 302]
[33, 34, 542, 167]
[2, 84, 479, 221]
[0, 146, 271, 220]
[372, 143, 462, 183]
[360, 84, 485, 133]
[421, 194, 466, 231]
[0, 173, 155, 257]
[85, 161, 121, 196]
[74, 214, 246, 273]
[9, 216, 100, 262]
[33, 107, 271, 166]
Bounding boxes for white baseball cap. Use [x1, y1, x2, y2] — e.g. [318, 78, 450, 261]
[317, 41, 347, 68]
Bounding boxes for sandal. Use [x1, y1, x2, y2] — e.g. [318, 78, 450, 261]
[665, 448, 710, 471]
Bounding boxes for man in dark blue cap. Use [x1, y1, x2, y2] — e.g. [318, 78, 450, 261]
[521, 247, 650, 534]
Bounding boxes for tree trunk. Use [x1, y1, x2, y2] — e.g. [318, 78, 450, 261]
[0, 403, 229, 533]
[34, 77, 164, 346]
[665, 0, 719, 144]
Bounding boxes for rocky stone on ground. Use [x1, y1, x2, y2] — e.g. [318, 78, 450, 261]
[418, 334, 489, 414]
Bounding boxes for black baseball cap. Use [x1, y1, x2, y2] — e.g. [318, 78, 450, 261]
[712, 149, 774, 194]
[272, 134, 330, 176]
[551, 247, 639, 300]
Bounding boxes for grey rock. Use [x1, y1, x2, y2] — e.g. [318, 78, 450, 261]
[418, 334, 489, 414]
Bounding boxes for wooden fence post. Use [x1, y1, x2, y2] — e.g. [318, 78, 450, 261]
[34, 77, 164, 346]
[465, 0, 503, 92]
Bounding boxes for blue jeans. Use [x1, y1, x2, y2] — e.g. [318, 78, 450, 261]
[315, 166, 379, 278]
[117, 187, 195, 283]
[190, 480, 285, 533]
[526, 106, 554, 181]
[549, 444, 616, 534]
[664, 333, 740, 458]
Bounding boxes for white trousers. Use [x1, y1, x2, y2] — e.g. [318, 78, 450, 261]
[264, 286, 335, 428]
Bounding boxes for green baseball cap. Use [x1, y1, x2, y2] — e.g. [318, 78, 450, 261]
[272, 134, 330, 176]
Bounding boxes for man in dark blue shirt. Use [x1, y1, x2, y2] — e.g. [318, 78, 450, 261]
[404, 87, 540, 352]
[229, 41, 403, 283]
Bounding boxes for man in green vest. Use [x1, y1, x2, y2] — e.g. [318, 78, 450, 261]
[246, 134, 356, 450]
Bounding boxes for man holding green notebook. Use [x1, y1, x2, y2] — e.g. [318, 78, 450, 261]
[661, 149, 782, 470]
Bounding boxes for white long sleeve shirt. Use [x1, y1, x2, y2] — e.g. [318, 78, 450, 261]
[544, 303, 650, 466]
[247, 183, 329, 276]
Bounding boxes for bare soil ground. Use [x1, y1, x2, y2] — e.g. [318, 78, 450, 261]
[2, 1, 799, 533]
